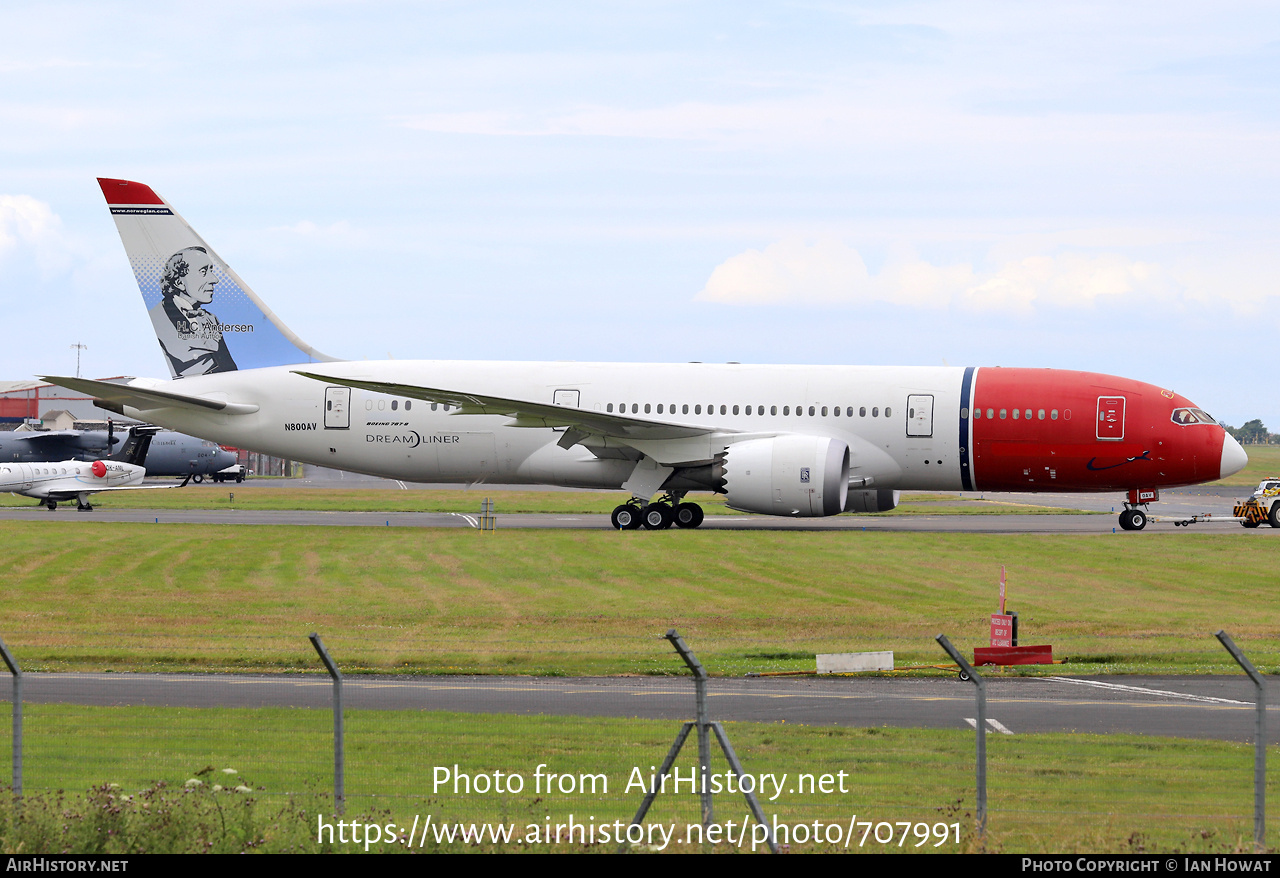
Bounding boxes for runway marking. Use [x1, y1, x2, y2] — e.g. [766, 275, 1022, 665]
[965, 717, 1014, 734]
[395, 480, 407, 490]
[448, 513, 479, 528]
[1044, 676, 1252, 706]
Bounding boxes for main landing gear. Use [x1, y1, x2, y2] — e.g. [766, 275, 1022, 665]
[610, 494, 705, 530]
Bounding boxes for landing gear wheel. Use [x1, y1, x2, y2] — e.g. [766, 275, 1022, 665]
[1119, 508, 1147, 531]
[44, 499, 57, 511]
[611, 504, 643, 530]
[1269, 503, 1280, 528]
[673, 502, 704, 529]
[192, 474, 204, 484]
[77, 503, 93, 512]
[642, 503, 673, 530]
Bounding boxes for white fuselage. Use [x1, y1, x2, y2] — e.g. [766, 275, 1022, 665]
[117, 361, 961, 490]
[0, 460, 144, 500]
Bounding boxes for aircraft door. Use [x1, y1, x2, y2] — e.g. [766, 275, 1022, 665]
[1096, 396, 1125, 440]
[906, 394, 934, 438]
[551, 389, 579, 432]
[324, 387, 351, 430]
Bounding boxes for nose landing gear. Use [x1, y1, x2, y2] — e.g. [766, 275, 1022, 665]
[1118, 488, 1157, 531]
[1118, 506, 1147, 531]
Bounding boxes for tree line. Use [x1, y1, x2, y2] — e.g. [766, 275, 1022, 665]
[1224, 419, 1276, 444]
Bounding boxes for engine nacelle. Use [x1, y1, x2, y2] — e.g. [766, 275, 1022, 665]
[722, 435, 849, 517]
[844, 488, 900, 513]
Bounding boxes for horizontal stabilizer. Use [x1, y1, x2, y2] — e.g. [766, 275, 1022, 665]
[40, 376, 260, 416]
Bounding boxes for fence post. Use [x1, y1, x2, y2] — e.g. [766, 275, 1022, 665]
[309, 633, 344, 815]
[936, 634, 985, 837]
[0, 638, 20, 800]
[1215, 630, 1266, 851]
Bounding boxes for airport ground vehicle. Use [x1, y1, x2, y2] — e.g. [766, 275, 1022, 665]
[211, 464, 247, 484]
[1233, 478, 1280, 528]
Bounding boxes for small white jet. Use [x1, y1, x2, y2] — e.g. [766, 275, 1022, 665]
[0, 428, 190, 511]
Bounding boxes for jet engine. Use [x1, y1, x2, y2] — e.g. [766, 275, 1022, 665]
[844, 488, 900, 513]
[722, 435, 849, 516]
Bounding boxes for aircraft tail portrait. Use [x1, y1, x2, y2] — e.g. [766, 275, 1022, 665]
[97, 178, 338, 379]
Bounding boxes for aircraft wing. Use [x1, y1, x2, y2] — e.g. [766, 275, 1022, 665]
[293, 371, 724, 447]
[20, 431, 78, 441]
[43, 476, 192, 501]
[40, 376, 260, 416]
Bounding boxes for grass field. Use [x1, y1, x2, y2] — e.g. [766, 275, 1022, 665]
[1210, 444, 1280, 487]
[1, 704, 1274, 853]
[0, 485, 1093, 515]
[2, 523, 1274, 675]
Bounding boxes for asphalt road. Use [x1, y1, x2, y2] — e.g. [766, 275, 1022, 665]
[17, 672, 1276, 743]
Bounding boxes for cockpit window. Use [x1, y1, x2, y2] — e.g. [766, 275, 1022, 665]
[1171, 408, 1216, 426]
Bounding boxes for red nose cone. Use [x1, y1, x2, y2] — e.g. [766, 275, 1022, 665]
[91, 460, 107, 478]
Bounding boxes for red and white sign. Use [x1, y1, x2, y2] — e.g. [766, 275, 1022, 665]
[990, 614, 1014, 648]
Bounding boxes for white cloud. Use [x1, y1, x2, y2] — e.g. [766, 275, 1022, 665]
[697, 239, 1185, 313]
[695, 238, 871, 305]
[0, 195, 72, 277]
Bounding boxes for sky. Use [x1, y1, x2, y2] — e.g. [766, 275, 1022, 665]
[1, 1, 1278, 428]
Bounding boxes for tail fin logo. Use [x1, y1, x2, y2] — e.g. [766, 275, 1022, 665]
[99, 177, 338, 377]
[152, 246, 239, 377]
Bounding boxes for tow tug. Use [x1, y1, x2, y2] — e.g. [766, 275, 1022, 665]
[1137, 477, 1280, 528]
[1232, 477, 1280, 529]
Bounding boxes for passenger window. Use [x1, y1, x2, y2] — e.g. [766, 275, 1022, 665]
[657, 404, 663, 414]
[971, 408, 978, 419]
[733, 405, 740, 415]
[1025, 409, 1031, 420]
[872, 407, 879, 417]
[644, 404, 651, 414]
[999, 409, 1006, 419]
[808, 406, 816, 416]
[365, 400, 373, 410]
[431, 403, 438, 411]
[378, 400, 385, 411]
[757, 405, 764, 415]
[405, 401, 412, 411]
[834, 406, 840, 417]
[1012, 409, 1019, 419]
[771, 406, 777, 415]
[391, 400, 398, 411]
[1037, 409, 1044, 420]
[632, 404, 638, 414]
[821, 406, 828, 417]
[987, 408, 994, 419]
[860, 407, 866, 417]
[846, 407, 853, 417]
[682, 404, 689, 414]
[885, 407, 891, 418]
[695, 405, 702, 415]
[720, 405, 727, 415]
[607, 404, 614, 412]
[783, 406, 790, 415]
[1051, 409, 1058, 420]
[961, 407, 969, 418]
